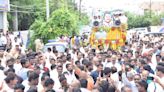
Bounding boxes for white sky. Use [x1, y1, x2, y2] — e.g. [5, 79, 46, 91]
[76, 0, 164, 9]
[75, 0, 164, 14]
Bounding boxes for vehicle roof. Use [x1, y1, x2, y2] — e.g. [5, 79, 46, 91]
[144, 32, 164, 35]
[45, 42, 68, 46]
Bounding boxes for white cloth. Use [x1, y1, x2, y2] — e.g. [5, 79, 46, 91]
[105, 62, 121, 71]
[122, 73, 138, 92]
[80, 88, 91, 92]
[1, 36, 7, 45]
[95, 31, 107, 39]
[14, 63, 22, 74]
[64, 71, 77, 85]
[147, 82, 164, 92]
[50, 69, 61, 89]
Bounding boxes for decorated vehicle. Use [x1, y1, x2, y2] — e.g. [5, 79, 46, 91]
[89, 9, 128, 50]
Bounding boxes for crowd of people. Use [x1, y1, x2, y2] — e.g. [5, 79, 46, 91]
[0, 31, 164, 92]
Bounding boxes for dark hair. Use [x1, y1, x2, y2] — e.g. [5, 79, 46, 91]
[111, 66, 117, 73]
[44, 78, 54, 87]
[79, 65, 85, 71]
[47, 48, 51, 52]
[28, 72, 39, 82]
[20, 58, 28, 66]
[161, 57, 164, 61]
[96, 63, 103, 67]
[75, 61, 80, 65]
[43, 72, 50, 77]
[17, 76, 23, 84]
[14, 84, 25, 91]
[140, 59, 146, 65]
[103, 67, 111, 76]
[82, 58, 89, 66]
[5, 73, 16, 83]
[85, 61, 92, 68]
[72, 88, 81, 92]
[51, 64, 56, 70]
[6, 68, 15, 74]
[59, 75, 66, 83]
[156, 65, 164, 73]
[100, 81, 109, 92]
[66, 54, 71, 61]
[6, 58, 15, 64]
[143, 65, 154, 74]
[27, 88, 37, 92]
[66, 63, 71, 69]
[41, 73, 50, 81]
[158, 62, 164, 67]
[80, 79, 88, 88]
[138, 80, 148, 90]
[108, 86, 116, 92]
[46, 89, 56, 92]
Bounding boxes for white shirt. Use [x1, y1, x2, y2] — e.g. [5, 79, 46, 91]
[64, 71, 77, 85]
[105, 62, 121, 71]
[147, 82, 164, 92]
[14, 63, 22, 74]
[122, 73, 138, 92]
[1, 36, 7, 45]
[80, 88, 91, 92]
[50, 69, 61, 89]
[1, 82, 14, 92]
[111, 72, 119, 86]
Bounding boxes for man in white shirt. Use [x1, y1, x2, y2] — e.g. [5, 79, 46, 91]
[50, 65, 62, 89]
[64, 63, 77, 85]
[105, 55, 121, 71]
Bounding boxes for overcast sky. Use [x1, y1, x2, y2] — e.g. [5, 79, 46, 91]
[75, 0, 164, 14]
[77, 0, 164, 9]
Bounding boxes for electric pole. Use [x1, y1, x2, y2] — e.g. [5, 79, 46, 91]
[79, 0, 82, 20]
[46, 0, 50, 21]
[150, 0, 152, 18]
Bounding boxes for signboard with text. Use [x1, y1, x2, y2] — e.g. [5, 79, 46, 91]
[0, 0, 10, 11]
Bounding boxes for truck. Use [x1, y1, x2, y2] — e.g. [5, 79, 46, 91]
[89, 9, 128, 50]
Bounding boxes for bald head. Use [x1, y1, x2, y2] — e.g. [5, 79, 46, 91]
[79, 71, 88, 79]
[70, 80, 80, 88]
[142, 70, 149, 81]
[121, 85, 132, 92]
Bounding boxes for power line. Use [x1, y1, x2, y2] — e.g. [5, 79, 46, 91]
[10, 4, 37, 8]
[9, 9, 42, 14]
[10, 4, 45, 10]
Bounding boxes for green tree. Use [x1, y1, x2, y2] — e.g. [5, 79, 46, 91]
[126, 12, 164, 29]
[29, 8, 79, 48]
[8, 0, 45, 31]
[127, 12, 151, 29]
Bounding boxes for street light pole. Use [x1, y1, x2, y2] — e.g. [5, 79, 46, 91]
[46, 0, 50, 21]
[79, 0, 82, 20]
[150, 0, 152, 18]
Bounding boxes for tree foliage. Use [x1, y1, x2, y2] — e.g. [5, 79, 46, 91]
[127, 12, 164, 29]
[8, 0, 46, 31]
[30, 8, 79, 43]
[28, 0, 89, 48]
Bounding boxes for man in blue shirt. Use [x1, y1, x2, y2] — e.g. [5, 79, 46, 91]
[90, 63, 103, 84]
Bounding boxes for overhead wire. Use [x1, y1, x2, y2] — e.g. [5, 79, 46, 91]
[9, 8, 43, 14]
[9, 3, 45, 14]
